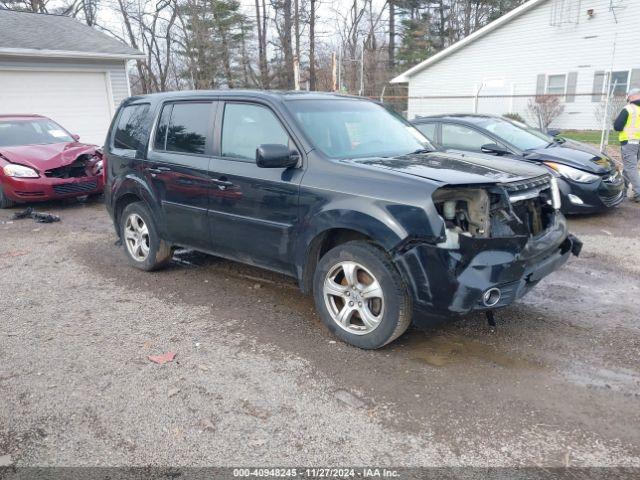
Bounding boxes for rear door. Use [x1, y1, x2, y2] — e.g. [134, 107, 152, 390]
[207, 100, 304, 274]
[146, 100, 217, 250]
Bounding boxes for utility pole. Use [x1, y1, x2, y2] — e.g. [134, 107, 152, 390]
[600, 31, 618, 152]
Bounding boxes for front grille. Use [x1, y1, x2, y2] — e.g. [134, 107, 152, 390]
[14, 191, 45, 197]
[503, 175, 551, 203]
[53, 180, 98, 195]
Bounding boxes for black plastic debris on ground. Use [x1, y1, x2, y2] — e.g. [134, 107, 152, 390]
[11, 207, 60, 224]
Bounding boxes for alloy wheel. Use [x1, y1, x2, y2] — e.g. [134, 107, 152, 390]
[323, 261, 385, 335]
[124, 213, 150, 262]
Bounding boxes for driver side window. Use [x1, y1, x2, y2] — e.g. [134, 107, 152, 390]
[441, 123, 494, 152]
[221, 103, 290, 161]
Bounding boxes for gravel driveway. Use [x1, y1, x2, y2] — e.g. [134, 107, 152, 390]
[1, 198, 639, 469]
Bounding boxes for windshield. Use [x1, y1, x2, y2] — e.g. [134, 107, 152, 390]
[476, 118, 551, 151]
[286, 99, 434, 159]
[0, 119, 73, 147]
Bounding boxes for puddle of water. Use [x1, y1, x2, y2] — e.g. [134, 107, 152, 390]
[402, 332, 541, 369]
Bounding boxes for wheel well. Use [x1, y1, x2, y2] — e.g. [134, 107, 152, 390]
[114, 193, 142, 234]
[301, 228, 374, 294]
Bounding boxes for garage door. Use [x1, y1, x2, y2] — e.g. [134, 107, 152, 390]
[0, 70, 113, 146]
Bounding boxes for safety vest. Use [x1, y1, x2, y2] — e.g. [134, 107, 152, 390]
[619, 103, 640, 142]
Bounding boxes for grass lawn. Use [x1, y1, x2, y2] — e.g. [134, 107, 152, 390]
[560, 130, 619, 146]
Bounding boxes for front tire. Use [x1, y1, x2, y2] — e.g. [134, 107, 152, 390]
[120, 202, 171, 271]
[313, 241, 412, 349]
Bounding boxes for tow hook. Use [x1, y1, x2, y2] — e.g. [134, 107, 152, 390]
[486, 310, 497, 327]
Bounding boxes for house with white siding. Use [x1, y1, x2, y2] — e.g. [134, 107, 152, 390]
[391, 0, 639, 130]
[0, 10, 144, 145]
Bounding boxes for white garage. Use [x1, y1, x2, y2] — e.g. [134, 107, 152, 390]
[0, 10, 144, 146]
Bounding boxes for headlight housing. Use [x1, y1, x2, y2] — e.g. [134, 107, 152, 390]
[544, 161, 599, 183]
[3, 164, 39, 178]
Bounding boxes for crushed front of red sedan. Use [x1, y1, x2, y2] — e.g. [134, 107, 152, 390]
[0, 115, 104, 207]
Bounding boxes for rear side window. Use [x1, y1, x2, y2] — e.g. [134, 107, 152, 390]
[415, 123, 436, 142]
[154, 102, 211, 155]
[113, 104, 150, 153]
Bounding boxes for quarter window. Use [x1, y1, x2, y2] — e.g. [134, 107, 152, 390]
[415, 123, 437, 142]
[113, 104, 150, 152]
[546, 74, 566, 96]
[441, 123, 494, 152]
[221, 103, 290, 161]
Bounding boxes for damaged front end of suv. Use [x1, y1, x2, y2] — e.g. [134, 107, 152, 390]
[394, 174, 582, 322]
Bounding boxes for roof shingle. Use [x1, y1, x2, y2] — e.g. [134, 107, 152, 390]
[0, 9, 143, 58]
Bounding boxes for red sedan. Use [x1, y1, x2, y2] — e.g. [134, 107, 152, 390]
[0, 114, 104, 208]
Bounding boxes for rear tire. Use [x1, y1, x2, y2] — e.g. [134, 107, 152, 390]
[0, 185, 16, 209]
[313, 241, 412, 349]
[120, 202, 172, 271]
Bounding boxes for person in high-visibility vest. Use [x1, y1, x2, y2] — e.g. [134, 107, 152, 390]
[614, 87, 640, 203]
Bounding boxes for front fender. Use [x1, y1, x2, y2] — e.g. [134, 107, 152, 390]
[294, 199, 443, 288]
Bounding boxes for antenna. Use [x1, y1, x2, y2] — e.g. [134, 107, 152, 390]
[609, 0, 626, 23]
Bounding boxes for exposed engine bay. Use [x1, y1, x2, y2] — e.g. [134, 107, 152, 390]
[433, 175, 560, 249]
[44, 153, 103, 179]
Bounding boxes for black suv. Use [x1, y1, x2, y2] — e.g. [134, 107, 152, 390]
[104, 91, 581, 349]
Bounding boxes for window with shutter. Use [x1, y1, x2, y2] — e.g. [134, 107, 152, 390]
[628, 69, 640, 90]
[610, 71, 629, 96]
[546, 75, 566, 96]
[535, 74, 546, 95]
[566, 72, 578, 102]
[592, 71, 605, 102]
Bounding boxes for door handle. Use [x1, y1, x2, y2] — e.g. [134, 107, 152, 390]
[145, 166, 172, 174]
[210, 178, 234, 190]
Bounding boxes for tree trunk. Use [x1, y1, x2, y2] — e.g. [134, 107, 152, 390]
[255, 0, 269, 88]
[388, 0, 395, 68]
[283, 0, 295, 89]
[309, 0, 316, 90]
[294, 0, 300, 64]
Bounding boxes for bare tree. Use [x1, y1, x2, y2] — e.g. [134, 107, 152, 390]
[309, 0, 317, 90]
[388, 0, 395, 68]
[254, 0, 270, 88]
[594, 95, 627, 129]
[527, 95, 565, 130]
[114, 0, 180, 93]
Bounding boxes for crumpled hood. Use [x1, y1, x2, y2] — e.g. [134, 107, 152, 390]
[524, 139, 614, 174]
[0, 142, 99, 173]
[344, 150, 549, 185]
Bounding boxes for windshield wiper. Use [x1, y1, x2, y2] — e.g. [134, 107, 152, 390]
[545, 137, 566, 148]
[408, 148, 433, 154]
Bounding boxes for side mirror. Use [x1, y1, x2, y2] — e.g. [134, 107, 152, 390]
[256, 144, 299, 168]
[481, 143, 510, 155]
[71, 134, 81, 141]
[547, 129, 561, 137]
